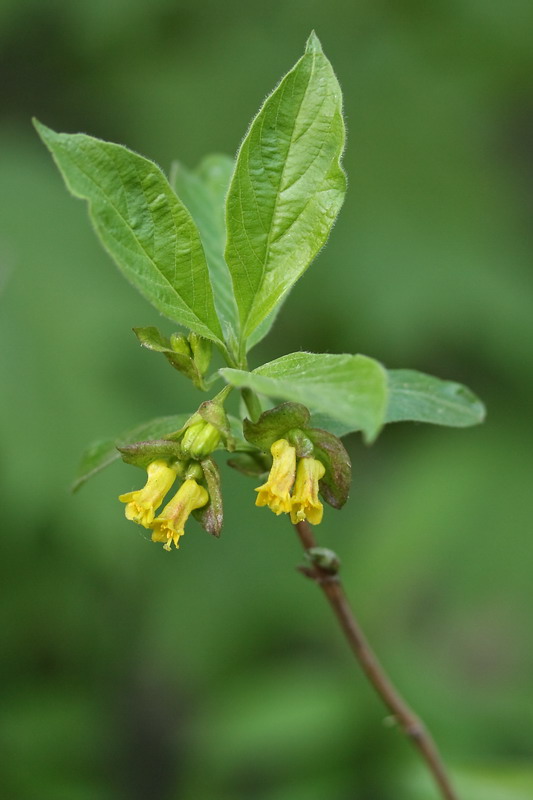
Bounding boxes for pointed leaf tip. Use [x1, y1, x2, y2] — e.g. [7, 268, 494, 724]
[225, 28, 344, 343]
[305, 31, 323, 54]
[32, 118, 50, 140]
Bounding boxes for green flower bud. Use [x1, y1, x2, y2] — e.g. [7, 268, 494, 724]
[307, 547, 341, 575]
[170, 333, 192, 357]
[181, 420, 221, 459]
[189, 333, 212, 375]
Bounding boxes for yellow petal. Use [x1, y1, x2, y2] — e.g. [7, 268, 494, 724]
[254, 439, 296, 517]
[150, 478, 209, 550]
[290, 457, 325, 526]
[119, 460, 178, 528]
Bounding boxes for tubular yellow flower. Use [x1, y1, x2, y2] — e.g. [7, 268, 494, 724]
[119, 459, 178, 528]
[150, 478, 209, 551]
[290, 456, 326, 526]
[255, 438, 296, 515]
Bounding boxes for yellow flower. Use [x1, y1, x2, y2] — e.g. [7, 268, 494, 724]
[150, 478, 209, 551]
[290, 457, 326, 526]
[255, 438, 296, 515]
[119, 460, 178, 528]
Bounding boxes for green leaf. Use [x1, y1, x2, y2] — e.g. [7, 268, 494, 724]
[225, 32, 346, 344]
[34, 120, 224, 346]
[386, 369, 486, 427]
[220, 352, 389, 443]
[72, 414, 189, 492]
[311, 369, 486, 436]
[171, 155, 239, 349]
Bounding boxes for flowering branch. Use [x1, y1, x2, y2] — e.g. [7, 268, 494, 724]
[38, 31, 485, 799]
[294, 519, 459, 800]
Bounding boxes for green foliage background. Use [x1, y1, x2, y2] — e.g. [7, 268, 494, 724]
[1, 2, 533, 798]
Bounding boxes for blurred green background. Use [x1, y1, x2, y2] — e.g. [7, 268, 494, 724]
[2, 2, 533, 798]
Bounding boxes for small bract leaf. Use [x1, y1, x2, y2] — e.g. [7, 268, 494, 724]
[72, 414, 190, 491]
[34, 121, 224, 346]
[306, 428, 351, 509]
[225, 33, 346, 345]
[221, 352, 389, 443]
[386, 369, 486, 427]
[243, 402, 311, 451]
[193, 457, 223, 536]
[117, 439, 183, 469]
[133, 326, 171, 353]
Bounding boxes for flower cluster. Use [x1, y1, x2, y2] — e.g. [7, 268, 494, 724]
[118, 416, 225, 551]
[118, 401, 349, 551]
[119, 461, 208, 551]
[255, 438, 326, 526]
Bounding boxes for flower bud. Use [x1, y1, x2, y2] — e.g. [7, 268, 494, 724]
[307, 547, 341, 574]
[170, 333, 192, 357]
[181, 420, 221, 459]
[189, 333, 212, 375]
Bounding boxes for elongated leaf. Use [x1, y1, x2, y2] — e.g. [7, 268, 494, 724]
[72, 414, 189, 492]
[220, 352, 388, 443]
[35, 121, 224, 345]
[386, 369, 486, 427]
[171, 155, 239, 348]
[225, 32, 346, 344]
[311, 368, 486, 435]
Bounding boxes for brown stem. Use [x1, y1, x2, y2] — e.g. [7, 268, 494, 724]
[294, 520, 458, 800]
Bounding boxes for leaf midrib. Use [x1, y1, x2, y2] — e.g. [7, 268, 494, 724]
[59, 137, 221, 341]
[242, 50, 318, 338]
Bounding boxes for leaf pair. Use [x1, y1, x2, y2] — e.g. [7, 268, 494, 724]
[34, 32, 346, 359]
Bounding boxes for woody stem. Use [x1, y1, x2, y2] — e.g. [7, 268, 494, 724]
[293, 519, 459, 800]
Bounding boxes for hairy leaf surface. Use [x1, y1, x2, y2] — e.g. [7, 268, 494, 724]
[225, 33, 346, 344]
[386, 369, 486, 427]
[221, 352, 388, 442]
[35, 121, 224, 345]
[311, 369, 486, 435]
